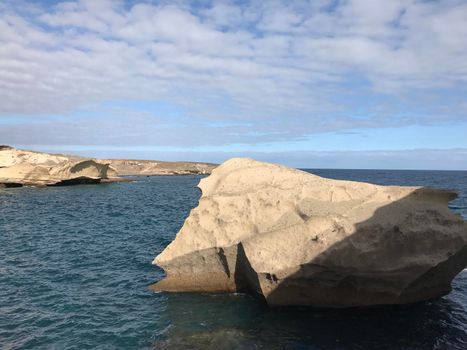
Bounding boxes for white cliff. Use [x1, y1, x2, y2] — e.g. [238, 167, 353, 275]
[0, 146, 117, 186]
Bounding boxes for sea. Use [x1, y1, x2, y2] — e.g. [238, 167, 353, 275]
[1, 169, 466, 349]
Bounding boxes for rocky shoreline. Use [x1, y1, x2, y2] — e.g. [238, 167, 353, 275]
[0, 146, 216, 187]
[104, 159, 216, 176]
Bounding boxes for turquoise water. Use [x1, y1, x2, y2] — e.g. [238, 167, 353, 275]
[1, 170, 466, 349]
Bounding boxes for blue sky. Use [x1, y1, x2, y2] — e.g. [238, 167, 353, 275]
[1, 0, 467, 169]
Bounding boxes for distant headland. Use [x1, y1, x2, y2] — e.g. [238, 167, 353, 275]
[0, 146, 217, 187]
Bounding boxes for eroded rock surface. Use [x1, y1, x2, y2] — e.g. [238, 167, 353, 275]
[152, 158, 467, 308]
[0, 146, 216, 187]
[0, 146, 118, 186]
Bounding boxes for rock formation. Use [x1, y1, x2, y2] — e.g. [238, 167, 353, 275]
[0, 146, 217, 187]
[0, 146, 118, 186]
[152, 158, 467, 308]
[104, 159, 216, 176]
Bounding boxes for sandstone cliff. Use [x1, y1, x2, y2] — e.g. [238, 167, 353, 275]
[0, 146, 118, 187]
[104, 159, 216, 176]
[0, 146, 216, 187]
[152, 158, 467, 308]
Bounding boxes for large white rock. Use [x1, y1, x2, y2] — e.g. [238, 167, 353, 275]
[152, 158, 467, 308]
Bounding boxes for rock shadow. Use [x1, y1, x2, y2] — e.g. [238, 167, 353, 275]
[0, 182, 23, 188]
[246, 187, 467, 308]
[47, 177, 102, 186]
[234, 242, 265, 301]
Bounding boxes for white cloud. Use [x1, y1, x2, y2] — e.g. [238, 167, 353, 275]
[0, 0, 466, 146]
[202, 2, 243, 28]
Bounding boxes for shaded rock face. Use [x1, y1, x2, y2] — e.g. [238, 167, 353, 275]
[0, 147, 117, 186]
[152, 158, 467, 308]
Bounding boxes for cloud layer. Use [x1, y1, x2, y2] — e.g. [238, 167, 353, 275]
[1, 0, 467, 165]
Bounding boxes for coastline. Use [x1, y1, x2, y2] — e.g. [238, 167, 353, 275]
[0, 146, 217, 187]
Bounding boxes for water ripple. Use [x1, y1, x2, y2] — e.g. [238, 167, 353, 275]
[1, 171, 467, 349]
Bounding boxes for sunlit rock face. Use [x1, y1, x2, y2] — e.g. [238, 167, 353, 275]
[152, 158, 467, 308]
[0, 146, 216, 187]
[103, 159, 216, 176]
[0, 146, 117, 186]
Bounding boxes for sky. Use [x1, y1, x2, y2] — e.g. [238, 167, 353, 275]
[1, 0, 467, 169]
